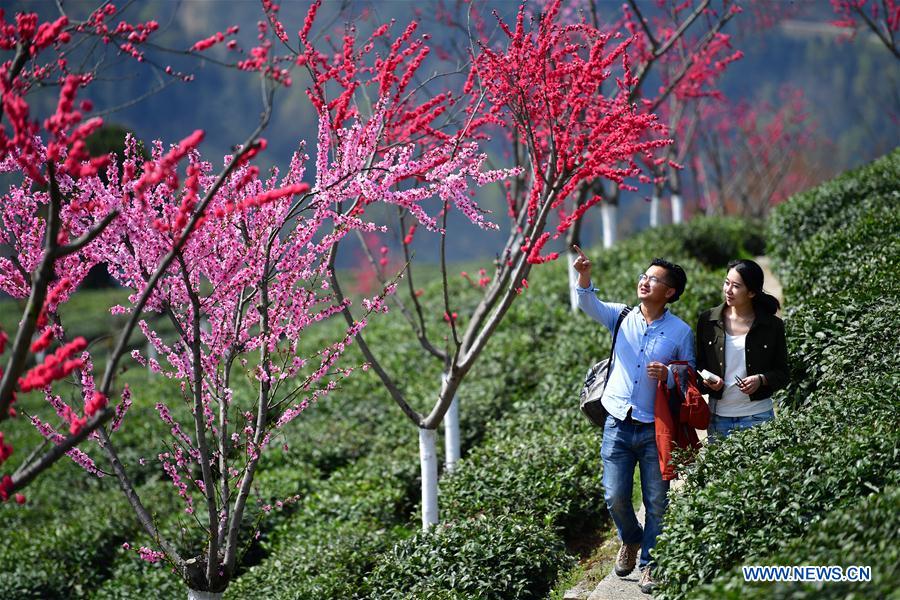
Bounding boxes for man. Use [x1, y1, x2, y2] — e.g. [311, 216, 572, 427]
[572, 246, 695, 595]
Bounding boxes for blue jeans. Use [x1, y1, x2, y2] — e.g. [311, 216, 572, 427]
[709, 408, 775, 441]
[601, 414, 669, 569]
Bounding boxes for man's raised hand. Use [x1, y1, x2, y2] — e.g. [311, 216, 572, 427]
[572, 245, 592, 274]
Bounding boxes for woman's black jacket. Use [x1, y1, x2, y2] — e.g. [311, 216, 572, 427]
[695, 303, 790, 401]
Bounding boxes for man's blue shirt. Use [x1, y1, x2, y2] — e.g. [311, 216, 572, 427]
[577, 283, 695, 423]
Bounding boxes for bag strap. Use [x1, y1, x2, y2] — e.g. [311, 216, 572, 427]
[604, 306, 632, 382]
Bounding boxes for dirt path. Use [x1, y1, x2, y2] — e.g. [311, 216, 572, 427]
[755, 256, 784, 311]
[581, 503, 649, 600]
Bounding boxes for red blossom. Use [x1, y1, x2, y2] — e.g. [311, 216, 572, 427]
[403, 224, 417, 245]
[830, 0, 900, 56]
[33, 15, 69, 52]
[68, 414, 87, 436]
[85, 392, 108, 417]
[472, 0, 671, 243]
[18, 337, 88, 393]
[526, 232, 559, 265]
[261, 0, 288, 43]
[133, 130, 205, 202]
[237, 138, 267, 166]
[214, 182, 310, 218]
[298, 0, 321, 45]
[46, 278, 71, 305]
[30, 328, 54, 353]
[0, 474, 12, 501]
[0, 432, 12, 464]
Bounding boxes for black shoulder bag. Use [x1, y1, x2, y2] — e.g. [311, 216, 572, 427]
[579, 306, 632, 427]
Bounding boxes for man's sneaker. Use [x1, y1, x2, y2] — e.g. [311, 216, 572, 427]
[614, 542, 641, 576]
[638, 567, 655, 594]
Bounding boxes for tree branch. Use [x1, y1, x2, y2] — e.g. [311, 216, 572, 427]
[628, 0, 660, 48]
[223, 238, 274, 578]
[176, 252, 220, 587]
[55, 210, 119, 257]
[10, 407, 112, 492]
[631, 0, 712, 99]
[328, 242, 424, 427]
[94, 79, 274, 565]
[399, 210, 447, 361]
[0, 163, 65, 422]
[646, 6, 737, 114]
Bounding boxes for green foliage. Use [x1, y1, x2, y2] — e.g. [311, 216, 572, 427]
[593, 215, 765, 273]
[766, 148, 900, 270]
[92, 555, 188, 600]
[776, 193, 899, 301]
[0, 491, 137, 599]
[440, 422, 605, 537]
[782, 295, 896, 401]
[654, 377, 899, 599]
[1, 213, 746, 598]
[695, 485, 900, 599]
[672, 217, 766, 268]
[224, 449, 419, 600]
[363, 514, 572, 600]
[655, 149, 900, 599]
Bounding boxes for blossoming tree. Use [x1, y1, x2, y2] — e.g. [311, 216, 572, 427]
[558, 0, 743, 301]
[485, 0, 742, 309]
[0, 2, 251, 503]
[317, 0, 675, 530]
[692, 86, 818, 217]
[80, 121, 399, 596]
[5, 2, 515, 596]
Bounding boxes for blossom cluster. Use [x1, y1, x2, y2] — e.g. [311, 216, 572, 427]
[830, 0, 900, 46]
[18, 337, 87, 393]
[0, 4, 166, 185]
[472, 0, 672, 262]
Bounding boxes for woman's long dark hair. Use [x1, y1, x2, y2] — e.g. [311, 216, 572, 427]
[727, 259, 780, 316]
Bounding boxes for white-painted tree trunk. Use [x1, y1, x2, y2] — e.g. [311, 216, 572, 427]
[567, 250, 580, 313]
[188, 590, 222, 600]
[419, 427, 439, 530]
[601, 203, 617, 248]
[443, 371, 460, 473]
[671, 194, 684, 224]
[649, 195, 660, 228]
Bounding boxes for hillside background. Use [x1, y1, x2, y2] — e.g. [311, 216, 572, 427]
[11, 0, 900, 266]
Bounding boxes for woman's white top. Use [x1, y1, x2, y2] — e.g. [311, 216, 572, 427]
[717, 332, 773, 417]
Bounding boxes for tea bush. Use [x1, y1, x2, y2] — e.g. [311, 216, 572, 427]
[655, 149, 900, 599]
[655, 377, 899, 599]
[363, 514, 572, 600]
[696, 485, 900, 599]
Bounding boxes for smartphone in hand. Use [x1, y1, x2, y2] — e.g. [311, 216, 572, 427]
[698, 369, 720, 384]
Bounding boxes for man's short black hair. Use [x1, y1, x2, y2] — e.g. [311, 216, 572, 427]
[650, 258, 687, 303]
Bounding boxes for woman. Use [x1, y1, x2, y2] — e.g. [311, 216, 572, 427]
[696, 259, 789, 439]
